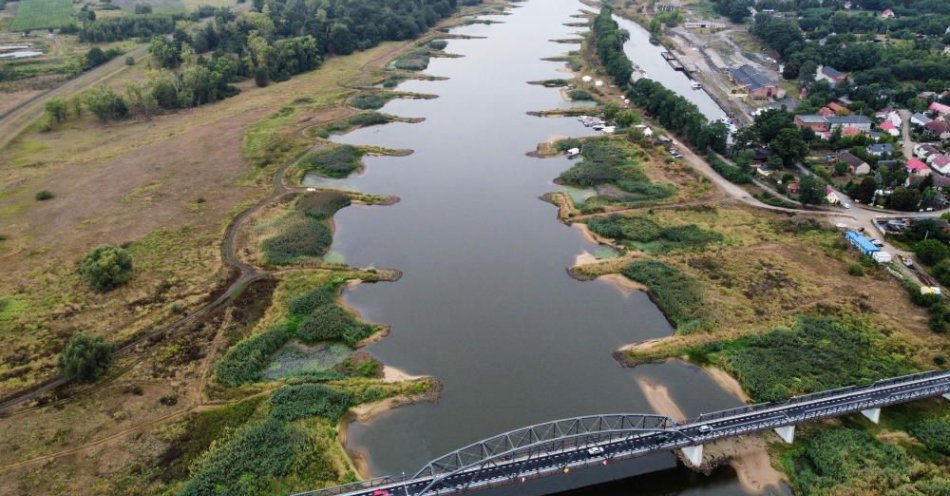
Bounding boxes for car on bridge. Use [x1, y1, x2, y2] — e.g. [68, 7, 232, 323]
[372, 490, 391, 496]
[586, 446, 605, 457]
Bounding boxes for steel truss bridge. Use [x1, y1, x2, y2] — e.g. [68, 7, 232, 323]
[294, 370, 950, 496]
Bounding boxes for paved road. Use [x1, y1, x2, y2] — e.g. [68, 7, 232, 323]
[899, 109, 914, 159]
[300, 370, 950, 496]
[0, 44, 149, 150]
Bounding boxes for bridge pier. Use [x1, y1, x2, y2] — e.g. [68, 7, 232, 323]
[773, 425, 795, 444]
[680, 445, 703, 468]
[861, 408, 881, 424]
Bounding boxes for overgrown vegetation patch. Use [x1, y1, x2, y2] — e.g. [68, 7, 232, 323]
[299, 145, 365, 178]
[558, 138, 675, 205]
[687, 316, 916, 403]
[347, 93, 389, 110]
[259, 191, 350, 266]
[393, 48, 431, 71]
[622, 260, 706, 333]
[587, 214, 722, 253]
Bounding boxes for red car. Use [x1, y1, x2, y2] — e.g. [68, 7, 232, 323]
[372, 490, 391, 496]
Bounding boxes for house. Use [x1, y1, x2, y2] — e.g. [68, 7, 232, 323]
[867, 143, 893, 157]
[827, 115, 872, 132]
[825, 187, 840, 205]
[787, 182, 800, 194]
[930, 154, 950, 175]
[877, 159, 900, 171]
[729, 65, 784, 100]
[881, 8, 895, 18]
[929, 102, 950, 116]
[795, 114, 830, 133]
[816, 66, 847, 87]
[911, 112, 932, 127]
[839, 151, 871, 175]
[907, 158, 932, 177]
[880, 120, 899, 137]
[916, 144, 940, 159]
[924, 120, 950, 140]
[818, 106, 836, 117]
[655, 2, 680, 12]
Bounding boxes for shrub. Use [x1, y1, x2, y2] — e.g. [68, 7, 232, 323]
[215, 326, 291, 386]
[428, 39, 448, 50]
[299, 144, 364, 178]
[261, 216, 332, 265]
[568, 89, 594, 101]
[269, 384, 352, 421]
[79, 244, 133, 292]
[909, 418, 950, 455]
[35, 190, 54, 201]
[347, 111, 391, 128]
[393, 49, 430, 71]
[914, 239, 949, 266]
[58, 332, 115, 382]
[287, 287, 337, 316]
[847, 263, 864, 276]
[348, 93, 388, 110]
[706, 153, 753, 184]
[125, 56, 135, 65]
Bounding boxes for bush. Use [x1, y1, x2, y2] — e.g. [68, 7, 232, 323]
[347, 111, 391, 128]
[297, 191, 351, 220]
[914, 239, 949, 266]
[393, 49, 430, 71]
[567, 89, 594, 101]
[909, 418, 950, 455]
[35, 190, 54, 201]
[348, 93, 387, 110]
[428, 39, 448, 50]
[58, 332, 115, 382]
[125, 56, 135, 65]
[269, 384, 352, 421]
[261, 216, 332, 265]
[79, 245, 133, 292]
[706, 153, 753, 184]
[847, 263, 864, 276]
[298, 305, 375, 346]
[299, 144, 364, 178]
[215, 326, 291, 386]
[622, 260, 705, 331]
[287, 287, 337, 316]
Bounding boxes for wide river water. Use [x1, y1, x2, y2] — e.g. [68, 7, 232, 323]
[310, 1, 779, 494]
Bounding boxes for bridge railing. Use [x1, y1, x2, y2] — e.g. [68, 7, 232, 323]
[290, 475, 411, 496]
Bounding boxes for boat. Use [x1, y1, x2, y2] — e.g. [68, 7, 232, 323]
[690, 81, 702, 90]
[649, 36, 660, 45]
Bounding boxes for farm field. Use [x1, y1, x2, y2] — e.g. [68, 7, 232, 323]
[8, 0, 75, 31]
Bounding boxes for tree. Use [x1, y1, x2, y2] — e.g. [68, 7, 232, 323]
[798, 174, 824, 205]
[150, 36, 181, 69]
[45, 99, 67, 123]
[79, 245, 133, 292]
[83, 87, 128, 122]
[889, 186, 921, 211]
[58, 332, 115, 382]
[83, 46, 108, 70]
[771, 128, 808, 166]
[849, 176, 877, 203]
[915, 239, 949, 266]
[933, 259, 950, 287]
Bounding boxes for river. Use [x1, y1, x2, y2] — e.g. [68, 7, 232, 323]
[310, 0, 768, 494]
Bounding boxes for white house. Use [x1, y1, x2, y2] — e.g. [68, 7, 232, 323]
[911, 112, 932, 127]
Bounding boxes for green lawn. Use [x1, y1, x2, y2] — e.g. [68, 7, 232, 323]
[9, 0, 75, 31]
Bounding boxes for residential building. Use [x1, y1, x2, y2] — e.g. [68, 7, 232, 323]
[729, 65, 784, 100]
[930, 102, 950, 116]
[907, 158, 932, 177]
[911, 112, 932, 127]
[816, 66, 846, 87]
[827, 115, 872, 132]
[818, 106, 835, 117]
[916, 144, 940, 159]
[924, 119, 950, 140]
[827, 102, 849, 115]
[930, 154, 950, 175]
[881, 8, 895, 18]
[787, 182, 800, 194]
[867, 143, 893, 157]
[795, 114, 830, 133]
[838, 151, 870, 175]
[880, 120, 899, 137]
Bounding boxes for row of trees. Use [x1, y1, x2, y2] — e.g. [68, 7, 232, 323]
[78, 14, 182, 43]
[592, 7, 633, 87]
[627, 79, 729, 154]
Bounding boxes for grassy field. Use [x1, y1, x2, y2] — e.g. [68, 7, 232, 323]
[8, 0, 74, 31]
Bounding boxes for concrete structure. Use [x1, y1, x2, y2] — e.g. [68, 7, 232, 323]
[300, 371, 950, 496]
[729, 65, 784, 100]
[846, 230, 879, 255]
[816, 66, 846, 87]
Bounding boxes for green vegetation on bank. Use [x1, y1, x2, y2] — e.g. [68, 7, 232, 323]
[558, 138, 676, 205]
[261, 192, 350, 265]
[684, 316, 916, 403]
[587, 214, 723, 253]
[215, 276, 377, 387]
[591, 7, 633, 86]
[299, 145, 365, 179]
[393, 47, 432, 71]
[312, 112, 395, 138]
[57, 332, 115, 382]
[623, 260, 707, 333]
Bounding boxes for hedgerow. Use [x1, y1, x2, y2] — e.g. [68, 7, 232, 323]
[706, 153, 753, 184]
[622, 260, 706, 332]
